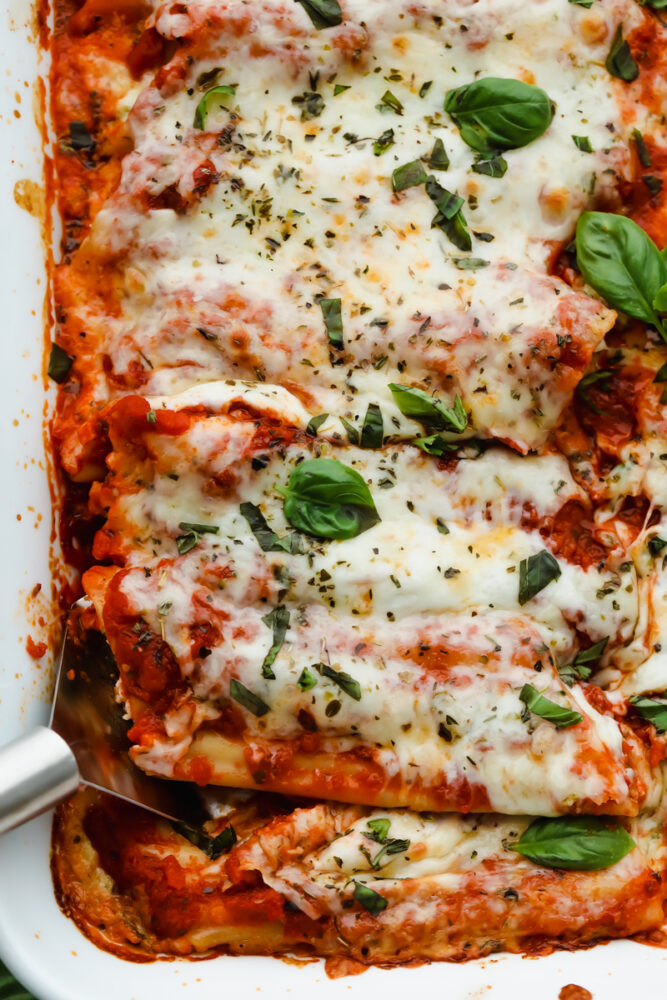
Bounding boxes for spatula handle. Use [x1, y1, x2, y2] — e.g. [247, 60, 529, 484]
[0, 727, 80, 834]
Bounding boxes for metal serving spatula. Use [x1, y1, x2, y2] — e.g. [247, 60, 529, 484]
[0, 603, 205, 834]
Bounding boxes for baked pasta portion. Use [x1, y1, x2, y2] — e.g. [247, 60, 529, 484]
[52, 786, 667, 966]
[49, 0, 667, 972]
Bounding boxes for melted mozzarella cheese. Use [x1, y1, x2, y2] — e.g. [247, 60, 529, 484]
[76, 0, 655, 450]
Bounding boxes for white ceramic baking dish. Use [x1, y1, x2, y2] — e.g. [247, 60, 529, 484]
[2, 7, 667, 999]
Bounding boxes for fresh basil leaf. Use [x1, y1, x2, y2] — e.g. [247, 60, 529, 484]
[630, 695, 667, 732]
[47, 343, 74, 383]
[639, 0, 667, 7]
[606, 25, 639, 82]
[261, 605, 290, 679]
[353, 880, 388, 915]
[193, 85, 236, 130]
[519, 683, 583, 729]
[366, 818, 391, 842]
[471, 153, 508, 177]
[173, 821, 237, 859]
[654, 362, 667, 383]
[360, 403, 384, 448]
[572, 135, 593, 153]
[297, 666, 317, 691]
[314, 661, 362, 700]
[444, 77, 554, 155]
[654, 283, 667, 313]
[320, 298, 343, 348]
[510, 816, 635, 871]
[454, 257, 491, 270]
[230, 678, 270, 717]
[648, 535, 667, 556]
[575, 212, 667, 336]
[306, 413, 328, 437]
[279, 457, 380, 540]
[373, 128, 395, 156]
[518, 550, 561, 604]
[413, 433, 459, 456]
[378, 90, 403, 115]
[294, 0, 342, 29]
[426, 137, 449, 170]
[392, 160, 429, 192]
[389, 384, 468, 433]
[176, 521, 219, 555]
[633, 128, 652, 167]
[292, 91, 325, 121]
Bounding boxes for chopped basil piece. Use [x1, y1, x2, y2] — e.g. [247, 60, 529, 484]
[643, 175, 663, 197]
[630, 695, 667, 732]
[361, 838, 410, 869]
[279, 457, 380, 540]
[633, 128, 652, 167]
[444, 77, 554, 155]
[392, 160, 429, 192]
[576, 369, 614, 415]
[413, 433, 459, 456]
[230, 678, 270, 717]
[261, 606, 290, 679]
[68, 121, 94, 151]
[419, 81, 433, 98]
[47, 343, 74, 383]
[572, 135, 593, 153]
[295, 0, 343, 29]
[314, 661, 362, 700]
[452, 257, 490, 269]
[340, 416, 360, 445]
[472, 153, 508, 177]
[509, 816, 635, 871]
[366, 818, 391, 842]
[559, 636, 609, 685]
[320, 298, 343, 349]
[425, 177, 463, 219]
[569, 0, 594, 7]
[648, 535, 667, 556]
[240, 502, 302, 554]
[575, 212, 667, 338]
[333, 84, 350, 96]
[378, 90, 403, 115]
[518, 550, 561, 604]
[292, 91, 325, 121]
[360, 403, 384, 448]
[173, 821, 237, 859]
[297, 666, 317, 691]
[176, 521, 220, 555]
[654, 362, 667, 383]
[605, 25, 639, 82]
[193, 85, 236, 130]
[436, 518, 449, 535]
[306, 413, 329, 437]
[352, 880, 388, 915]
[373, 128, 395, 156]
[146, 409, 157, 424]
[426, 137, 450, 170]
[389, 384, 468, 433]
[519, 683, 583, 729]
